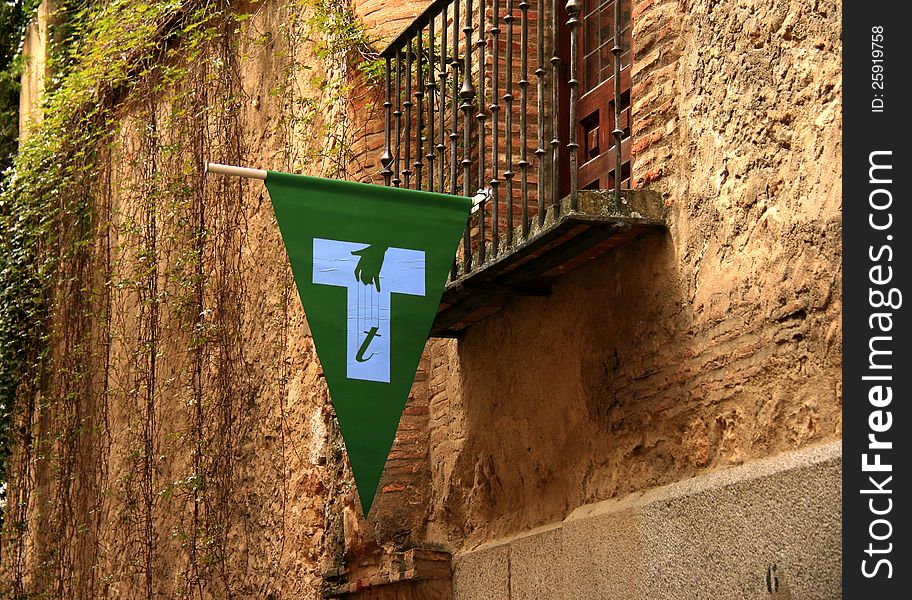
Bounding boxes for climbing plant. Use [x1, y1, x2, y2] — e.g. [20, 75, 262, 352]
[0, 0, 186, 513]
[0, 0, 384, 596]
[0, 2, 46, 503]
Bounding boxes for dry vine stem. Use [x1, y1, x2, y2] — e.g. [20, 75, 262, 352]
[1, 0, 386, 596]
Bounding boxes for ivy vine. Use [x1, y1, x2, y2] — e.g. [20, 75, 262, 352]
[1, 0, 383, 595]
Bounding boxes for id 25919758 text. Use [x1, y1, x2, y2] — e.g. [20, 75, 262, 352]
[871, 26, 885, 113]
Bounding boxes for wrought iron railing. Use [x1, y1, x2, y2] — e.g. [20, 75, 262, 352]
[380, 0, 631, 278]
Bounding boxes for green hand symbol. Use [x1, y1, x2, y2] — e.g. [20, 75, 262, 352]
[351, 245, 389, 292]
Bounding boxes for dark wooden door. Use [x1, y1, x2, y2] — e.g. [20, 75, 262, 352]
[577, 0, 632, 190]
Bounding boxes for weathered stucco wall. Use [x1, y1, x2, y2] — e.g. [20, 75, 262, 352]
[6, 0, 841, 596]
[6, 1, 370, 596]
[6, 0, 451, 594]
[421, 0, 842, 554]
[18, 0, 51, 140]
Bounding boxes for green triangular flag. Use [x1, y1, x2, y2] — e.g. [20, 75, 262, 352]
[264, 171, 471, 514]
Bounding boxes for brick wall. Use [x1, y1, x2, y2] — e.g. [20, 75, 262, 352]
[629, 0, 681, 188]
[4, 0, 841, 595]
[415, 0, 842, 556]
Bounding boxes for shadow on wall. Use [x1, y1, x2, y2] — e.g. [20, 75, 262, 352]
[446, 229, 690, 540]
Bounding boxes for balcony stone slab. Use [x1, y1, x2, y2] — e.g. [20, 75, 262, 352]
[432, 189, 667, 337]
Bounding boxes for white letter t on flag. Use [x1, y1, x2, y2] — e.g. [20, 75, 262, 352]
[312, 238, 425, 383]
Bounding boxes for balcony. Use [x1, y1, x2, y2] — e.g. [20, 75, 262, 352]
[378, 0, 666, 336]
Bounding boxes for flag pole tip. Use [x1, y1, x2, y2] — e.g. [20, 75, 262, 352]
[204, 162, 268, 180]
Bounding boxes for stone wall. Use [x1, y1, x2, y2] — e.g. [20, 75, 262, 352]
[18, 0, 50, 141]
[418, 0, 842, 560]
[7, 0, 842, 596]
[6, 2, 353, 597]
[453, 442, 841, 599]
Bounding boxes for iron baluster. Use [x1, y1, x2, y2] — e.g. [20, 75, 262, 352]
[504, 0, 515, 247]
[404, 41, 413, 188]
[461, 0, 477, 272]
[450, 0, 461, 199]
[613, 0, 623, 206]
[381, 57, 393, 185]
[393, 50, 402, 188]
[535, 0, 546, 227]
[450, 0, 462, 278]
[549, 0, 560, 213]
[438, 7, 449, 195]
[426, 19, 436, 191]
[476, 0, 487, 265]
[519, 0, 531, 238]
[566, 0, 580, 209]
[416, 33, 425, 190]
[491, 0, 502, 257]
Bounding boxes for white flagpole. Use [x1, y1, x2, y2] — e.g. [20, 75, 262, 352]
[205, 162, 267, 180]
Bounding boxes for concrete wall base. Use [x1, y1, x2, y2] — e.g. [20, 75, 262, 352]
[453, 441, 841, 599]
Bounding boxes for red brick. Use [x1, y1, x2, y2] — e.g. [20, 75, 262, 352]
[393, 433, 422, 445]
[632, 0, 656, 20]
[387, 449, 426, 462]
[631, 129, 664, 155]
[396, 420, 424, 432]
[633, 168, 663, 188]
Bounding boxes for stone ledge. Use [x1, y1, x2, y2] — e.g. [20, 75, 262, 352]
[565, 439, 842, 522]
[432, 189, 667, 337]
[452, 441, 842, 600]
